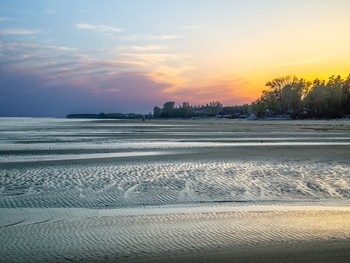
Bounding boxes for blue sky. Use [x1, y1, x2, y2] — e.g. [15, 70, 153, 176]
[1, 0, 350, 116]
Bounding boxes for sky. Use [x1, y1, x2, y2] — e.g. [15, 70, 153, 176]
[1, 0, 350, 117]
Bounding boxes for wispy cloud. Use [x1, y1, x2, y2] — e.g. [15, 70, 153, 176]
[42, 44, 77, 51]
[1, 63, 168, 116]
[76, 23, 122, 33]
[121, 34, 182, 41]
[179, 25, 202, 30]
[1, 42, 76, 52]
[146, 64, 195, 89]
[0, 29, 38, 35]
[121, 53, 191, 64]
[165, 75, 250, 106]
[121, 34, 143, 41]
[128, 45, 168, 51]
[148, 35, 183, 40]
[0, 32, 193, 112]
[99, 45, 168, 53]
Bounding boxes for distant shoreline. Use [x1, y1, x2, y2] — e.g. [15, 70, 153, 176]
[65, 113, 350, 121]
[66, 113, 147, 119]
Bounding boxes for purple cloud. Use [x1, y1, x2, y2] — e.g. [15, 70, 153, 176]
[0, 63, 169, 117]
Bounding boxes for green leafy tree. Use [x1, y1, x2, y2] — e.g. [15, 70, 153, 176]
[327, 75, 345, 117]
[250, 100, 268, 117]
[284, 78, 310, 115]
[265, 76, 298, 113]
[304, 79, 328, 117]
[259, 90, 279, 113]
[263, 76, 309, 116]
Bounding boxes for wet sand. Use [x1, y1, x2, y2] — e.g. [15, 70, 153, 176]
[0, 118, 350, 262]
[1, 206, 350, 262]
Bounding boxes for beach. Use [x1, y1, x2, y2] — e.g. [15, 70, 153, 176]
[1, 118, 350, 262]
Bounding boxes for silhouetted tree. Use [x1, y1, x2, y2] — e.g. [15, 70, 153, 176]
[343, 74, 350, 115]
[304, 75, 348, 118]
[259, 90, 279, 113]
[284, 78, 310, 115]
[265, 76, 297, 113]
[304, 79, 327, 117]
[162, 101, 175, 117]
[253, 73, 349, 119]
[265, 75, 309, 114]
[153, 73, 349, 120]
[153, 106, 162, 118]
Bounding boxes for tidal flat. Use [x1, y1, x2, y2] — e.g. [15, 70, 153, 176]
[1, 118, 350, 262]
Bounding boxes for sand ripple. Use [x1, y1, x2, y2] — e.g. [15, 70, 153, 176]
[1, 118, 350, 262]
[1, 159, 349, 208]
[1, 208, 350, 262]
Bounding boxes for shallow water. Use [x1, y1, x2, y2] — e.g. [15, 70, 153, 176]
[1, 118, 350, 262]
[1, 118, 350, 208]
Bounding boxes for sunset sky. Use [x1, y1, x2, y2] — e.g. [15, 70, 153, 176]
[1, 0, 350, 116]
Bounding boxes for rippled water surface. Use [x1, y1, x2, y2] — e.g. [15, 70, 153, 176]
[1, 117, 350, 208]
[1, 118, 350, 262]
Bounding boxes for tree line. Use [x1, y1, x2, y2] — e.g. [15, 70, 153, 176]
[154, 74, 350, 119]
[154, 101, 249, 118]
[251, 74, 350, 118]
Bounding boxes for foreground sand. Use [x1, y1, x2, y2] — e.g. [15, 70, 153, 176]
[1, 205, 350, 262]
[0, 118, 350, 262]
